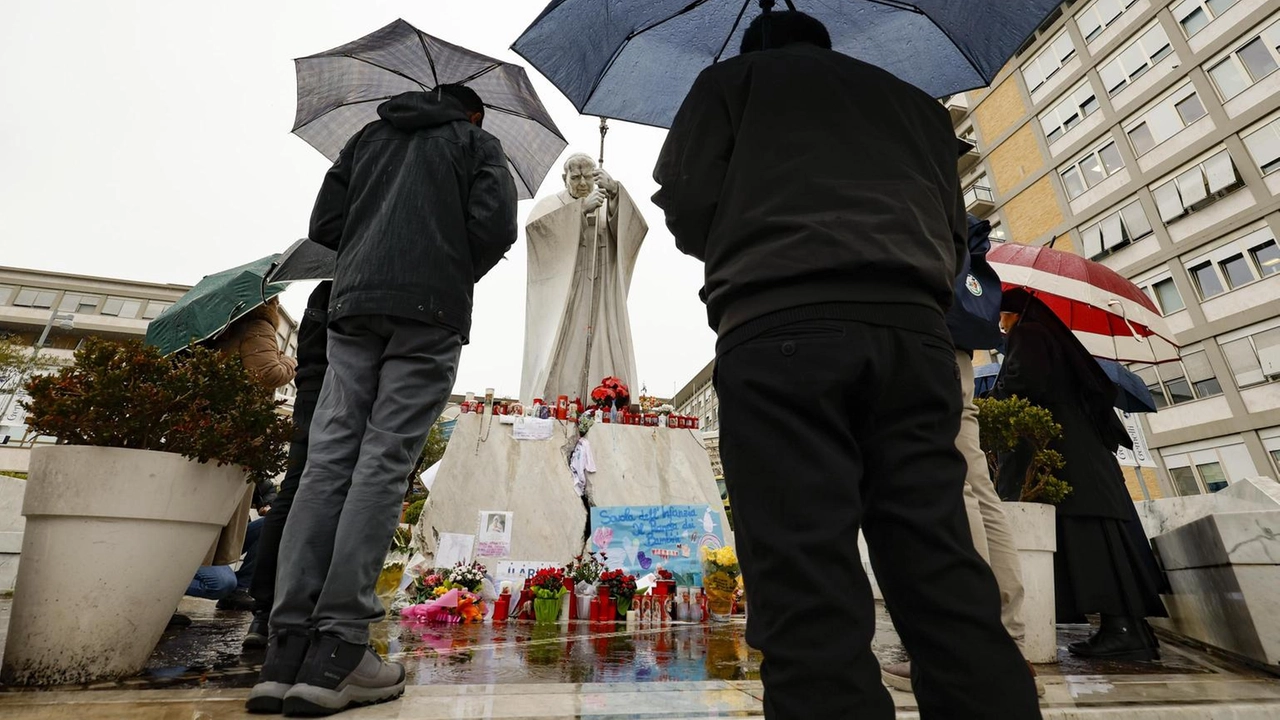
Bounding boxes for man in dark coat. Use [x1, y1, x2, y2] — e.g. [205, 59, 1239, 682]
[652, 10, 1039, 720]
[996, 290, 1167, 660]
[242, 281, 332, 647]
[250, 85, 518, 716]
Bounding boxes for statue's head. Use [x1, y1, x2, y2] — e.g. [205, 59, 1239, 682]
[562, 153, 597, 199]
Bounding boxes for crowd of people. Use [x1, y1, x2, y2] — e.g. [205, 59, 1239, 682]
[164, 10, 1170, 720]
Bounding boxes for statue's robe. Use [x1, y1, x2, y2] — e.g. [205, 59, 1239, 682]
[521, 186, 647, 404]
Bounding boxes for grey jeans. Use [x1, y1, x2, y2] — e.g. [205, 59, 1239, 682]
[272, 315, 460, 643]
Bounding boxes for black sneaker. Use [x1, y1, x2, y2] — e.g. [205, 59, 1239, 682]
[246, 630, 311, 714]
[243, 611, 269, 650]
[282, 634, 405, 716]
[217, 589, 257, 612]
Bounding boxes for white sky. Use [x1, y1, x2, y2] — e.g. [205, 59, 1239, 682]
[0, 1, 716, 400]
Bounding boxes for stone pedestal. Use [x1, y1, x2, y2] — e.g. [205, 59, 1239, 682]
[1006, 501, 1057, 664]
[1152, 507, 1280, 667]
[417, 414, 729, 571]
[0, 475, 25, 592]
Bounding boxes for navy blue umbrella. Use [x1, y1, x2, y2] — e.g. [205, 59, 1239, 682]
[513, 0, 1066, 128]
[1097, 358, 1158, 414]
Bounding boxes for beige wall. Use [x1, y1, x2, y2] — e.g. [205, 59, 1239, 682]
[1122, 465, 1164, 501]
[973, 79, 1026, 144]
[1001, 177, 1063, 244]
[987, 123, 1043, 196]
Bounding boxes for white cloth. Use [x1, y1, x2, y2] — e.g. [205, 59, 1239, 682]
[569, 438, 596, 497]
[521, 186, 647, 404]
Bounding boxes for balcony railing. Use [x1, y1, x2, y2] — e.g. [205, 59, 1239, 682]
[964, 185, 995, 209]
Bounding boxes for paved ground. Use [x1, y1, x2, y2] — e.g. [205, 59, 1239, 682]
[2, 597, 1280, 718]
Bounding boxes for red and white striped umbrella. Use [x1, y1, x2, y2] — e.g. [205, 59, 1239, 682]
[988, 243, 1180, 364]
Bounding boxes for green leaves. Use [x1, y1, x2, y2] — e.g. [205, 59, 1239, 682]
[975, 395, 1072, 505]
[22, 338, 291, 484]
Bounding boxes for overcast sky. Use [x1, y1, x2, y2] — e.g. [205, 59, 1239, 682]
[0, 1, 716, 400]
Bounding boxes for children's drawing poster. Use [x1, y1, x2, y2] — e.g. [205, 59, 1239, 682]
[589, 505, 725, 582]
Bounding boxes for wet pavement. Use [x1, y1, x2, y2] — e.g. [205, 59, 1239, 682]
[4, 597, 1280, 717]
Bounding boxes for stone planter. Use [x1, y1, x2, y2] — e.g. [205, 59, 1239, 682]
[1004, 501, 1057, 663]
[1, 446, 247, 685]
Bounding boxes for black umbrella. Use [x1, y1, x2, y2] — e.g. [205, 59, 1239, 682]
[266, 238, 335, 284]
[294, 19, 567, 199]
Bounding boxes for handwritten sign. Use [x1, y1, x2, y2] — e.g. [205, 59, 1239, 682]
[590, 505, 725, 582]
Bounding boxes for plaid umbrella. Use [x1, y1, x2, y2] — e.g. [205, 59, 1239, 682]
[294, 19, 567, 199]
[988, 243, 1179, 364]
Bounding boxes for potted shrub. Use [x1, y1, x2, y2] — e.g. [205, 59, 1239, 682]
[1, 339, 290, 685]
[975, 395, 1068, 664]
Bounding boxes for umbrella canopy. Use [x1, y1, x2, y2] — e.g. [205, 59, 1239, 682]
[295, 18, 568, 200]
[988, 243, 1179, 364]
[267, 238, 336, 284]
[145, 255, 286, 357]
[513, 0, 1066, 128]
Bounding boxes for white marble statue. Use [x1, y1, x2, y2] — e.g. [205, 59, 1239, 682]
[521, 153, 648, 404]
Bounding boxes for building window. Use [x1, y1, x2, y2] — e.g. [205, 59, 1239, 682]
[1207, 19, 1280, 100]
[1219, 253, 1255, 289]
[1133, 351, 1222, 407]
[1173, 0, 1242, 38]
[57, 293, 102, 314]
[1252, 240, 1280, 277]
[1022, 31, 1077, 93]
[1081, 199, 1153, 258]
[101, 297, 143, 319]
[1039, 81, 1100, 144]
[964, 176, 995, 207]
[1152, 150, 1243, 223]
[12, 288, 57, 309]
[989, 221, 1008, 242]
[1243, 117, 1280, 176]
[1169, 466, 1202, 495]
[1189, 261, 1227, 298]
[1099, 23, 1174, 95]
[1149, 277, 1186, 314]
[1077, 0, 1139, 43]
[1060, 141, 1125, 199]
[141, 301, 172, 320]
[0, 285, 14, 306]
[1221, 326, 1280, 387]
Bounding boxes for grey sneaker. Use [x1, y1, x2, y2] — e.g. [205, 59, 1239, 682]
[880, 661, 913, 692]
[247, 630, 311, 714]
[282, 634, 405, 716]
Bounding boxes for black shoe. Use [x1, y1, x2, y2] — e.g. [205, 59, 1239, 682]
[246, 630, 312, 714]
[217, 589, 257, 612]
[244, 611, 269, 650]
[282, 633, 405, 716]
[167, 613, 192, 629]
[1068, 615, 1158, 661]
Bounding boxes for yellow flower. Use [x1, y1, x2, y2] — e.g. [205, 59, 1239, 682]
[433, 586, 449, 597]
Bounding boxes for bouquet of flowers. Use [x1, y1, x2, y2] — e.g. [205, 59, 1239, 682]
[401, 587, 486, 624]
[638, 394, 661, 413]
[529, 567, 568, 623]
[600, 569, 638, 617]
[565, 551, 607, 587]
[408, 571, 448, 605]
[448, 561, 486, 593]
[701, 546, 740, 620]
[590, 376, 630, 410]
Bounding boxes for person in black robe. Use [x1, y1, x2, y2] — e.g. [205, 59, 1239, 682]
[994, 289, 1167, 660]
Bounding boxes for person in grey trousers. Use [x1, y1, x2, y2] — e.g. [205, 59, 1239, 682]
[248, 84, 517, 716]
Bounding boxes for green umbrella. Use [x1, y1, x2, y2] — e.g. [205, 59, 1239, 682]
[144, 255, 287, 356]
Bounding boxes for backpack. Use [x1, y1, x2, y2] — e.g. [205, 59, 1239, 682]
[945, 215, 1003, 352]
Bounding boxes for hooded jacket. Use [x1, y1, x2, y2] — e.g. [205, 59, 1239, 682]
[210, 302, 297, 389]
[653, 43, 966, 338]
[308, 91, 518, 341]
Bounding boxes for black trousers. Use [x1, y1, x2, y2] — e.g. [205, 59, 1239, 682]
[715, 318, 1040, 720]
[251, 390, 320, 616]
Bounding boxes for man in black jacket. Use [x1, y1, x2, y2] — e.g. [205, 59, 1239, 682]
[250, 85, 517, 716]
[653, 12, 1039, 720]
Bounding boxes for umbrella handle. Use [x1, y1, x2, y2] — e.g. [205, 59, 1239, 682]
[1106, 299, 1146, 344]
